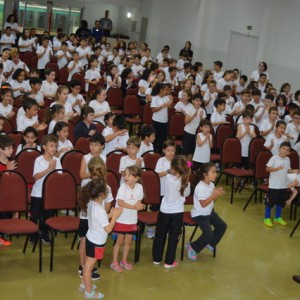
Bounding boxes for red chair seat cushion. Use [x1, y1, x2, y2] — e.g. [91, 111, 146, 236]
[138, 211, 159, 225]
[224, 168, 253, 177]
[126, 118, 142, 123]
[183, 212, 197, 226]
[112, 109, 122, 115]
[45, 216, 80, 232]
[257, 184, 269, 192]
[210, 154, 220, 161]
[0, 219, 38, 235]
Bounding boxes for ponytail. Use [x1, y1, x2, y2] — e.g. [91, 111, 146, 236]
[44, 104, 64, 124]
[194, 162, 215, 189]
[171, 156, 191, 196]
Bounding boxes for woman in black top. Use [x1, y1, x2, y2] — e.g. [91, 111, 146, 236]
[179, 41, 193, 62]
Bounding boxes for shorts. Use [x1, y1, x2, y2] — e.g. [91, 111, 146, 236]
[86, 238, 105, 259]
[79, 219, 89, 238]
[114, 222, 137, 235]
[266, 188, 287, 208]
[181, 131, 196, 155]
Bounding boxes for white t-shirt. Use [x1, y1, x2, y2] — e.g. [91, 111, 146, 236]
[239, 124, 254, 157]
[138, 79, 150, 97]
[76, 46, 91, 66]
[132, 64, 143, 77]
[88, 100, 110, 125]
[10, 80, 29, 98]
[0, 103, 13, 117]
[58, 139, 73, 159]
[41, 81, 58, 98]
[201, 83, 209, 94]
[193, 132, 212, 163]
[0, 34, 15, 51]
[8, 60, 30, 82]
[266, 155, 290, 189]
[286, 122, 300, 148]
[119, 155, 145, 184]
[141, 56, 152, 66]
[67, 93, 86, 115]
[84, 69, 101, 92]
[36, 46, 53, 69]
[48, 120, 56, 134]
[107, 55, 120, 66]
[217, 78, 233, 90]
[260, 119, 276, 139]
[50, 101, 73, 116]
[184, 106, 206, 135]
[102, 127, 129, 156]
[137, 141, 154, 157]
[211, 111, 226, 132]
[4, 22, 18, 39]
[18, 37, 34, 52]
[232, 101, 246, 122]
[151, 95, 169, 123]
[67, 60, 83, 81]
[56, 50, 71, 69]
[17, 115, 37, 132]
[86, 201, 109, 245]
[155, 157, 171, 196]
[116, 183, 144, 225]
[16, 144, 41, 155]
[106, 75, 121, 91]
[160, 174, 190, 214]
[31, 156, 62, 197]
[264, 133, 287, 156]
[251, 70, 269, 81]
[191, 181, 215, 217]
[203, 92, 218, 114]
[174, 102, 192, 114]
[213, 71, 224, 82]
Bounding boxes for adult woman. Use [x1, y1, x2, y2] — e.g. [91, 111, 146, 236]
[250, 61, 269, 82]
[179, 41, 193, 62]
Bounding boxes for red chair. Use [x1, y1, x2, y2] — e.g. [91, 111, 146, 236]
[169, 112, 185, 146]
[123, 95, 142, 134]
[0, 171, 41, 271]
[58, 67, 69, 85]
[243, 149, 272, 211]
[226, 114, 234, 130]
[106, 150, 127, 181]
[37, 128, 47, 144]
[74, 136, 90, 154]
[10, 107, 18, 130]
[93, 121, 105, 134]
[214, 124, 234, 153]
[252, 123, 260, 137]
[289, 149, 299, 169]
[72, 73, 86, 93]
[2, 117, 14, 133]
[61, 150, 85, 186]
[13, 95, 23, 108]
[106, 170, 120, 207]
[136, 169, 161, 262]
[68, 120, 75, 144]
[142, 151, 161, 170]
[248, 136, 265, 167]
[43, 98, 55, 108]
[168, 104, 176, 120]
[42, 169, 80, 271]
[30, 55, 38, 70]
[37, 108, 46, 122]
[7, 131, 23, 157]
[88, 81, 105, 99]
[107, 88, 123, 114]
[22, 51, 34, 67]
[45, 62, 59, 81]
[142, 103, 153, 125]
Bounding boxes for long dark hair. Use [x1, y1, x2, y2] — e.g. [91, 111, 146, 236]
[194, 162, 215, 189]
[171, 156, 190, 196]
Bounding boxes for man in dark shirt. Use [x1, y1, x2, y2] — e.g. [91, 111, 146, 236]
[99, 10, 113, 37]
[91, 21, 103, 44]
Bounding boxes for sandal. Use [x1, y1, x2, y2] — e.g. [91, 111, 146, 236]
[120, 260, 133, 271]
[84, 290, 104, 299]
[110, 262, 123, 273]
[79, 283, 97, 292]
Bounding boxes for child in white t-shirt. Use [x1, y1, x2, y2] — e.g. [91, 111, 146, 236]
[210, 98, 229, 132]
[67, 79, 86, 115]
[260, 107, 279, 139]
[213, 61, 224, 82]
[16, 126, 41, 155]
[0, 27, 15, 52]
[36, 37, 53, 76]
[10, 68, 29, 98]
[223, 85, 235, 109]
[285, 109, 300, 148]
[76, 39, 91, 67]
[203, 80, 218, 117]
[0, 88, 14, 119]
[44, 104, 65, 134]
[216, 70, 234, 91]
[84, 56, 101, 92]
[56, 42, 71, 69]
[53, 121, 73, 159]
[137, 125, 155, 157]
[231, 89, 250, 122]
[27, 77, 44, 107]
[41, 69, 58, 99]
[106, 64, 121, 91]
[174, 89, 193, 114]
[254, 92, 273, 127]
[67, 51, 83, 82]
[89, 88, 110, 125]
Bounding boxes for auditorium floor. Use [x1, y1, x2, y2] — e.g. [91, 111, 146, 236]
[0, 182, 299, 300]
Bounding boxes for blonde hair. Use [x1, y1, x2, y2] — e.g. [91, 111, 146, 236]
[10, 47, 19, 56]
[88, 156, 107, 182]
[55, 85, 69, 101]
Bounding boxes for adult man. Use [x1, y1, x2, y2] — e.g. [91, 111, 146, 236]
[99, 10, 113, 37]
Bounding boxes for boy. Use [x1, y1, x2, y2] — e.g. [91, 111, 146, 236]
[284, 102, 298, 124]
[260, 107, 279, 138]
[235, 75, 248, 101]
[119, 137, 145, 184]
[213, 61, 224, 81]
[131, 54, 143, 78]
[255, 93, 274, 128]
[67, 51, 83, 82]
[76, 38, 91, 66]
[28, 77, 44, 107]
[264, 141, 299, 227]
[165, 66, 178, 89]
[203, 80, 218, 117]
[36, 36, 53, 79]
[286, 109, 300, 148]
[17, 98, 47, 132]
[30, 135, 62, 243]
[67, 79, 86, 115]
[258, 73, 267, 94]
[231, 89, 251, 121]
[41, 68, 58, 99]
[164, 58, 177, 78]
[137, 125, 155, 157]
[56, 42, 72, 69]
[210, 98, 229, 132]
[141, 48, 153, 66]
[0, 27, 15, 51]
[107, 47, 120, 66]
[176, 52, 189, 81]
[250, 88, 263, 114]
[190, 65, 202, 87]
[102, 115, 129, 155]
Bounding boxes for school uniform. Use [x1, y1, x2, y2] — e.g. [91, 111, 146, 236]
[10, 79, 29, 98]
[57, 139, 73, 160]
[8, 60, 30, 82]
[192, 132, 212, 167]
[210, 110, 226, 132]
[106, 75, 121, 91]
[28, 91, 44, 105]
[67, 93, 86, 115]
[0, 34, 15, 51]
[119, 155, 145, 184]
[203, 92, 218, 115]
[18, 37, 34, 52]
[67, 60, 83, 81]
[74, 121, 97, 140]
[16, 144, 41, 156]
[84, 69, 101, 92]
[17, 115, 37, 132]
[286, 122, 300, 148]
[36, 46, 53, 70]
[174, 102, 192, 114]
[213, 71, 224, 82]
[155, 157, 171, 197]
[284, 115, 293, 124]
[50, 101, 73, 116]
[264, 133, 287, 156]
[0, 103, 13, 118]
[216, 78, 233, 90]
[141, 56, 152, 66]
[48, 120, 57, 134]
[137, 141, 154, 157]
[41, 81, 58, 98]
[239, 124, 254, 167]
[88, 100, 109, 125]
[131, 64, 143, 77]
[251, 70, 269, 81]
[138, 79, 150, 100]
[260, 118, 276, 139]
[232, 101, 246, 122]
[102, 126, 129, 156]
[76, 46, 91, 66]
[56, 50, 71, 69]
[107, 55, 120, 66]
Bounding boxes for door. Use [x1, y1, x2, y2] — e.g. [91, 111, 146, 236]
[139, 17, 148, 43]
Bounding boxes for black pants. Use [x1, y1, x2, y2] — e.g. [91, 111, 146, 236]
[190, 210, 227, 253]
[152, 211, 183, 265]
[30, 197, 54, 238]
[152, 120, 168, 154]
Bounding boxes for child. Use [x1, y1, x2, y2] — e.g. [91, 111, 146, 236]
[44, 104, 65, 134]
[119, 137, 145, 184]
[107, 47, 120, 65]
[216, 70, 234, 91]
[28, 77, 44, 107]
[131, 54, 143, 78]
[76, 38, 91, 67]
[53, 121, 74, 159]
[80, 182, 121, 299]
[186, 163, 227, 260]
[106, 64, 121, 91]
[260, 107, 279, 138]
[41, 68, 58, 99]
[174, 89, 193, 114]
[111, 166, 144, 272]
[137, 125, 155, 157]
[67, 79, 86, 116]
[192, 119, 213, 171]
[254, 93, 274, 127]
[17, 98, 47, 132]
[258, 73, 267, 94]
[74, 106, 97, 140]
[0, 27, 15, 51]
[213, 60, 224, 81]
[30, 135, 62, 243]
[102, 114, 129, 155]
[10, 68, 28, 98]
[286, 109, 300, 148]
[36, 37, 53, 78]
[276, 94, 287, 119]
[284, 102, 298, 124]
[88, 89, 110, 126]
[223, 85, 235, 109]
[67, 51, 83, 82]
[182, 93, 207, 161]
[231, 89, 250, 122]
[235, 75, 248, 101]
[85, 56, 101, 92]
[56, 42, 71, 69]
[236, 111, 256, 167]
[165, 66, 178, 90]
[250, 88, 263, 113]
[80, 133, 106, 187]
[264, 142, 299, 227]
[210, 98, 229, 132]
[203, 80, 218, 118]
[0, 88, 14, 119]
[152, 156, 190, 268]
[264, 120, 288, 155]
[176, 52, 189, 81]
[16, 126, 41, 155]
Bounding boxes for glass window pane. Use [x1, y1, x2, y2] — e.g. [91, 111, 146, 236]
[69, 8, 81, 34]
[51, 6, 69, 35]
[0, 0, 4, 30]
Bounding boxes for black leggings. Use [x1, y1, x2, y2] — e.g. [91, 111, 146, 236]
[152, 120, 168, 154]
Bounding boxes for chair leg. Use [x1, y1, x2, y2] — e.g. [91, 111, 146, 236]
[213, 247, 216, 258]
[243, 189, 257, 211]
[49, 230, 55, 272]
[190, 226, 198, 242]
[39, 235, 42, 273]
[134, 230, 139, 263]
[71, 232, 78, 250]
[136, 224, 142, 263]
[290, 219, 300, 237]
[181, 225, 185, 261]
[32, 234, 38, 253]
[215, 173, 222, 186]
[230, 177, 234, 204]
[23, 235, 29, 253]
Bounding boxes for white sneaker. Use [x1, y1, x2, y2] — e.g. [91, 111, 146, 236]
[146, 226, 155, 239]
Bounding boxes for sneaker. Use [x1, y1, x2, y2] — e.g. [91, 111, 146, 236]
[153, 261, 160, 265]
[274, 217, 287, 226]
[84, 290, 104, 299]
[120, 260, 133, 271]
[78, 265, 98, 274]
[264, 218, 274, 227]
[79, 283, 97, 292]
[186, 243, 197, 261]
[79, 271, 101, 280]
[0, 237, 11, 246]
[41, 235, 51, 244]
[146, 226, 155, 239]
[164, 261, 178, 269]
[205, 244, 214, 252]
[110, 262, 123, 272]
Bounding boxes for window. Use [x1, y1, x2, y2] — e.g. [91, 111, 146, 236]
[0, 0, 4, 30]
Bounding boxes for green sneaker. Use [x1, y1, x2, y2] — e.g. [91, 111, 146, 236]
[264, 218, 274, 227]
[274, 217, 287, 226]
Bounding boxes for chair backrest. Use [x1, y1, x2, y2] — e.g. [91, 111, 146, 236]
[289, 149, 299, 169]
[126, 88, 138, 96]
[58, 67, 69, 85]
[107, 170, 120, 202]
[106, 150, 127, 180]
[37, 107, 46, 122]
[185, 172, 196, 205]
[142, 103, 153, 125]
[169, 112, 185, 137]
[22, 51, 33, 67]
[16, 148, 42, 185]
[2, 117, 14, 133]
[248, 136, 265, 165]
[107, 88, 123, 107]
[7, 131, 23, 157]
[220, 137, 241, 164]
[43, 169, 77, 210]
[61, 150, 84, 185]
[74, 136, 90, 154]
[72, 73, 85, 93]
[88, 81, 105, 98]
[13, 95, 23, 107]
[252, 124, 260, 137]
[123, 95, 140, 115]
[45, 62, 59, 81]
[0, 171, 27, 212]
[168, 104, 176, 120]
[141, 168, 161, 205]
[254, 149, 272, 179]
[68, 120, 75, 144]
[215, 124, 234, 150]
[142, 151, 161, 170]
[226, 114, 234, 130]
[30, 55, 38, 70]
[93, 121, 104, 134]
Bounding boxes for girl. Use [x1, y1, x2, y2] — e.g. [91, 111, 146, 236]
[18, 28, 35, 53]
[216, 70, 234, 91]
[106, 64, 121, 91]
[44, 104, 65, 134]
[187, 74, 200, 95]
[145, 70, 166, 103]
[0, 48, 13, 79]
[10, 68, 28, 98]
[74, 106, 97, 140]
[186, 163, 227, 261]
[120, 67, 133, 97]
[201, 72, 214, 95]
[152, 156, 190, 268]
[53, 121, 74, 159]
[101, 43, 112, 59]
[174, 89, 193, 114]
[276, 94, 287, 119]
[80, 179, 122, 299]
[293, 90, 300, 107]
[138, 68, 151, 103]
[16, 126, 41, 155]
[89, 89, 111, 126]
[0, 88, 14, 119]
[250, 61, 269, 82]
[118, 55, 127, 74]
[9, 48, 30, 80]
[111, 166, 144, 272]
[280, 83, 292, 104]
[178, 79, 192, 101]
[150, 83, 173, 153]
[182, 93, 207, 161]
[67, 79, 86, 116]
[84, 56, 101, 92]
